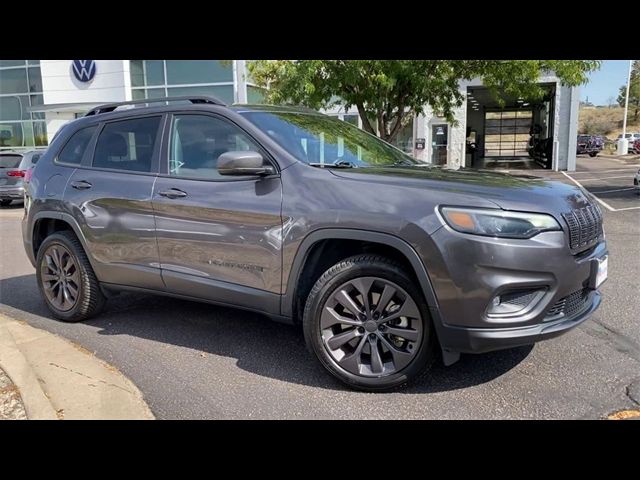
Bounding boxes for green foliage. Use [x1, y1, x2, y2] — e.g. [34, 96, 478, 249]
[617, 61, 640, 121]
[248, 60, 600, 143]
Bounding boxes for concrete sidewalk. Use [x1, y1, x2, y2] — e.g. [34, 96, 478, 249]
[0, 313, 153, 420]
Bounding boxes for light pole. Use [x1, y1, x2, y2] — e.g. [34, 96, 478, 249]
[617, 60, 632, 155]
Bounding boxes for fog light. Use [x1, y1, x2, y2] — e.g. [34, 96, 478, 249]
[486, 289, 546, 317]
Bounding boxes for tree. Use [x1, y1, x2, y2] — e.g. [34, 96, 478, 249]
[606, 96, 616, 108]
[248, 60, 600, 143]
[617, 60, 640, 122]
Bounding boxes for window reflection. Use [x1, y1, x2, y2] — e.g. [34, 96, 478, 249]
[0, 61, 46, 150]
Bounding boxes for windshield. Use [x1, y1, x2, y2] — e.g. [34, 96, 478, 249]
[0, 154, 22, 168]
[240, 111, 420, 167]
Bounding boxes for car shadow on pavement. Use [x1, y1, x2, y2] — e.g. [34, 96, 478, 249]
[0, 203, 24, 210]
[0, 273, 532, 393]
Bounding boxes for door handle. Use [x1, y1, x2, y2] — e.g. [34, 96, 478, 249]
[70, 180, 92, 190]
[158, 188, 188, 199]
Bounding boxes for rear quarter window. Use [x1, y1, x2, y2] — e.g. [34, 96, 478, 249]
[57, 126, 97, 165]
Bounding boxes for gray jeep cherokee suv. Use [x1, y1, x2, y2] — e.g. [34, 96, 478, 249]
[22, 96, 608, 391]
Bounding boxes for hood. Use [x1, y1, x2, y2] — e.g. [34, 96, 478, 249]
[328, 166, 595, 214]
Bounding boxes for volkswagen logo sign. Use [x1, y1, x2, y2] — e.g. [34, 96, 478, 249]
[71, 60, 97, 83]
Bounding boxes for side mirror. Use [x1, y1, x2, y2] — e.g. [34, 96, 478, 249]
[217, 151, 275, 176]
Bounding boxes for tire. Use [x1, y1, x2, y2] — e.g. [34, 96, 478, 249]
[589, 152, 598, 157]
[0, 200, 12, 207]
[35, 231, 106, 322]
[303, 254, 436, 391]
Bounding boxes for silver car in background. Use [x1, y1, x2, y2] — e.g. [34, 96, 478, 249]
[0, 150, 44, 206]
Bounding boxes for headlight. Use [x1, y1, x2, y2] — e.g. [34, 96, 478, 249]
[439, 207, 561, 239]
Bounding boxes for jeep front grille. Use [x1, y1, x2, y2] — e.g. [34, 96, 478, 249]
[562, 205, 603, 251]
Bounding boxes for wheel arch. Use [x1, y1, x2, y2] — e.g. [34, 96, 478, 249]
[282, 229, 440, 320]
[31, 211, 97, 272]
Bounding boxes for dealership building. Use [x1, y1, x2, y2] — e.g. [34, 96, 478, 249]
[0, 60, 580, 170]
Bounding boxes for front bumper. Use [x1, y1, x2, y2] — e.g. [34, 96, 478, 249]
[0, 186, 24, 200]
[436, 290, 601, 353]
[423, 223, 607, 353]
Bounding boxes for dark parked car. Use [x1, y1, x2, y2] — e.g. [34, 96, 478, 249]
[0, 150, 44, 206]
[22, 96, 609, 391]
[576, 135, 602, 157]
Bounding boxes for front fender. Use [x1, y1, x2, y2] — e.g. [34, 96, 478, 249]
[281, 228, 440, 317]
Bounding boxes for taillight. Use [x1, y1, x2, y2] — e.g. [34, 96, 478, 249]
[7, 170, 25, 177]
[24, 168, 34, 182]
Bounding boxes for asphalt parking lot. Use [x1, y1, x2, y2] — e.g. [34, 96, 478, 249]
[561, 155, 640, 212]
[0, 156, 639, 419]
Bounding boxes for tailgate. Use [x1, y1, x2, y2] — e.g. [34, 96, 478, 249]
[0, 154, 24, 186]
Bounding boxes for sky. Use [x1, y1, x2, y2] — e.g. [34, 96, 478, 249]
[581, 60, 632, 106]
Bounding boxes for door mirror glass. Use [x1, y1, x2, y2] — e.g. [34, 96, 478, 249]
[217, 151, 275, 176]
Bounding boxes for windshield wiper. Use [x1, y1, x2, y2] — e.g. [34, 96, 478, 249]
[308, 162, 356, 169]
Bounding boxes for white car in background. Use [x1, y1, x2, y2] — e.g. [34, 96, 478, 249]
[617, 133, 640, 153]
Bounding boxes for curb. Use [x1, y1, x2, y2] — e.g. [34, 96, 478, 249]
[0, 313, 154, 420]
[0, 322, 57, 419]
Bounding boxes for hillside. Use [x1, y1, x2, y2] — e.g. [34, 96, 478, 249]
[579, 106, 640, 138]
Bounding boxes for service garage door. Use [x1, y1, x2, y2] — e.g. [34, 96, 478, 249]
[484, 110, 532, 157]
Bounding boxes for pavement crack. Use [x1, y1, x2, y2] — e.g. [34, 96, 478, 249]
[48, 362, 134, 394]
[580, 319, 640, 364]
[626, 379, 640, 406]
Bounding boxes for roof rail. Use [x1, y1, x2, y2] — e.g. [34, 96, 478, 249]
[85, 95, 226, 117]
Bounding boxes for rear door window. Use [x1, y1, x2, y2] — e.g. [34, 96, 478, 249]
[58, 126, 97, 165]
[92, 116, 161, 173]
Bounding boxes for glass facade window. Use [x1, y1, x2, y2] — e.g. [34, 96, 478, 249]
[0, 96, 30, 121]
[0, 60, 46, 150]
[0, 60, 25, 68]
[130, 60, 165, 87]
[343, 114, 359, 126]
[130, 60, 235, 104]
[247, 86, 265, 104]
[132, 88, 167, 100]
[0, 68, 28, 94]
[167, 85, 233, 104]
[28, 67, 43, 93]
[33, 122, 47, 146]
[165, 60, 232, 84]
[131, 60, 233, 88]
[390, 120, 414, 154]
